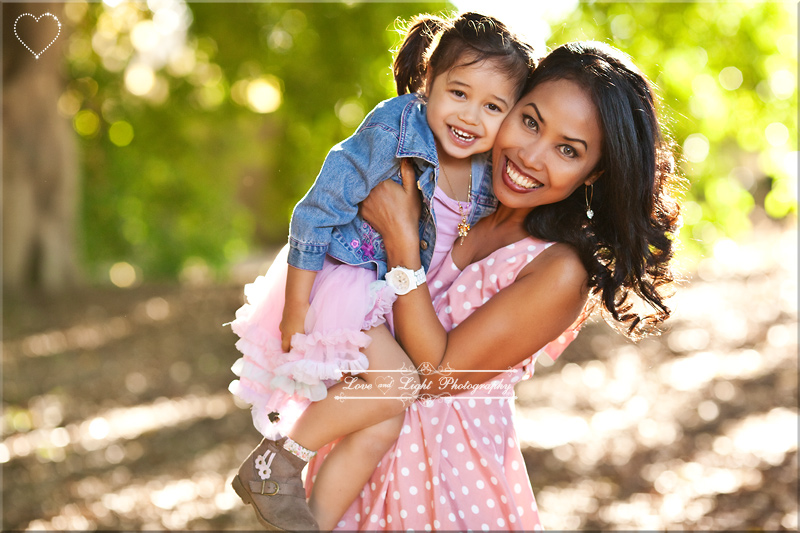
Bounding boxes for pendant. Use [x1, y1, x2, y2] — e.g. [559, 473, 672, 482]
[457, 204, 470, 245]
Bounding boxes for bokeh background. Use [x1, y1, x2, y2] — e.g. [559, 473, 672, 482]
[2, 1, 797, 530]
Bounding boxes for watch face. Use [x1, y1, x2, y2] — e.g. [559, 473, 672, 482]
[389, 270, 410, 292]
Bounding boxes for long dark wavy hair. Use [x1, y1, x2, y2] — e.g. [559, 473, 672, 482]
[523, 41, 684, 338]
[392, 12, 536, 98]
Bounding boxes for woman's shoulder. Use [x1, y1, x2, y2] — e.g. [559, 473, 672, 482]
[520, 240, 588, 286]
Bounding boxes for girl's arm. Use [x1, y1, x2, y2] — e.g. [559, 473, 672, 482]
[361, 162, 589, 395]
[280, 267, 317, 352]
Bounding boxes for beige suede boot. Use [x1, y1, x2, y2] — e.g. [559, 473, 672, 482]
[232, 438, 319, 531]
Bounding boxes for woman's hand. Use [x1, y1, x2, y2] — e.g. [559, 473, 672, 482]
[360, 159, 422, 252]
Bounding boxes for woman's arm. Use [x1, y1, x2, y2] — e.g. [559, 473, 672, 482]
[362, 162, 589, 395]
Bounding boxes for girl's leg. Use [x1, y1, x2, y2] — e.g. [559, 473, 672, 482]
[308, 414, 405, 530]
[288, 323, 419, 450]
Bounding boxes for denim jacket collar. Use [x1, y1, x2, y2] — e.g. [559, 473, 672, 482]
[396, 95, 439, 165]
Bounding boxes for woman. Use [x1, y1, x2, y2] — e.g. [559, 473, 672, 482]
[304, 40, 683, 530]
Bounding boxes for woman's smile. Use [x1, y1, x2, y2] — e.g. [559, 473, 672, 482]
[503, 157, 543, 191]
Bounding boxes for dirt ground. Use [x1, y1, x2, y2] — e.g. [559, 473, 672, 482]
[2, 226, 797, 530]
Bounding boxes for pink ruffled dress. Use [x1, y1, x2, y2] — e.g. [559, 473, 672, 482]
[305, 236, 580, 531]
[229, 185, 466, 440]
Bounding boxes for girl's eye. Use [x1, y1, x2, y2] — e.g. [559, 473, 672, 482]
[522, 114, 538, 131]
[451, 90, 466, 98]
[486, 103, 501, 112]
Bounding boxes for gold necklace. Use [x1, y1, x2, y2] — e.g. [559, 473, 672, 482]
[440, 165, 472, 245]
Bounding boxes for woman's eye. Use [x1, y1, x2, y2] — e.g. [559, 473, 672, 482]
[522, 114, 538, 131]
[560, 145, 577, 158]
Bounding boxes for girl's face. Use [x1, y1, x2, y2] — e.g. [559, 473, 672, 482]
[492, 78, 603, 211]
[425, 58, 519, 165]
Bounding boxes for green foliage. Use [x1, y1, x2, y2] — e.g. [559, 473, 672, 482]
[67, 2, 445, 281]
[549, 2, 797, 260]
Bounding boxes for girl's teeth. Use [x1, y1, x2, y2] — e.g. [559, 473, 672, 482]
[506, 161, 541, 189]
[451, 127, 475, 141]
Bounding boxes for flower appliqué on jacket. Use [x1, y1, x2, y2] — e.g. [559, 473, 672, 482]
[357, 221, 385, 260]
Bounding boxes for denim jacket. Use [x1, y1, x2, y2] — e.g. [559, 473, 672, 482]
[287, 92, 498, 280]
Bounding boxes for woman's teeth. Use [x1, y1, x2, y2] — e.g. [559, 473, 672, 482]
[506, 161, 542, 189]
[450, 126, 475, 142]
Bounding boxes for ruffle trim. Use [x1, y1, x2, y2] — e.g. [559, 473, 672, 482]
[362, 280, 397, 330]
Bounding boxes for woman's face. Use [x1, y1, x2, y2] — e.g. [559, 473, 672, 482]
[491, 78, 603, 211]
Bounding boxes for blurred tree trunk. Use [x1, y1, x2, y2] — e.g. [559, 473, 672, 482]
[3, 3, 80, 292]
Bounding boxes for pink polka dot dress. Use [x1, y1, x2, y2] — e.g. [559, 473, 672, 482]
[305, 236, 580, 531]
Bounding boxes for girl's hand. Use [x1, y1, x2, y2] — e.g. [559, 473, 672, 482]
[360, 159, 422, 249]
[280, 300, 309, 352]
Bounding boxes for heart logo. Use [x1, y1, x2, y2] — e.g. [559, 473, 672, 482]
[375, 376, 394, 395]
[14, 12, 62, 60]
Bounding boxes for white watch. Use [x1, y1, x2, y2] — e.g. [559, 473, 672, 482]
[385, 266, 426, 295]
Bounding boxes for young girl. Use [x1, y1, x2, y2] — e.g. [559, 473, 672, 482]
[228, 12, 536, 531]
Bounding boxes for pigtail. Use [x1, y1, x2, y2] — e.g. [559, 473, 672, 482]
[393, 15, 446, 95]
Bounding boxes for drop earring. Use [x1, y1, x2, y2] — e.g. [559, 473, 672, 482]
[585, 184, 594, 220]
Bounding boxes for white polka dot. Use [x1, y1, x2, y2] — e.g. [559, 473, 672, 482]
[457, 284, 466, 292]
[480, 457, 488, 467]
[435, 433, 442, 443]
[456, 443, 465, 452]
[484, 398, 492, 405]
[380, 474, 385, 482]
[337, 521, 346, 528]
[507, 272, 514, 279]
[482, 524, 489, 531]
[532, 499, 538, 510]
[393, 491, 400, 500]
[467, 399, 476, 408]
[497, 518, 506, 527]
[473, 418, 481, 427]
[534, 524, 544, 531]
[494, 435, 502, 444]
[476, 480, 485, 489]
[434, 279, 443, 288]
[508, 437, 515, 447]
[471, 264, 479, 272]
[387, 515, 392, 524]
[431, 417, 439, 425]
[401, 467, 410, 476]
[487, 258, 495, 266]
[370, 482, 376, 490]
[501, 494, 507, 504]
[461, 419, 469, 429]
[502, 417, 508, 425]
[514, 483, 522, 494]
[507, 243, 516, 249]
[370, 515, 378, 523]
[418, 461, 426, 471]
[434, 520, 441, 529]
[470, 439, 478, 449]
[411, 443, 419, 453]
[466, 461, 475, 470]
[507, 256, 517, 263]
[366, 505, 371, 513]
[400, 509, 408, 519]
[452, 467, 459, 476]
[442, 449, 448, 458]
[439, 495, 446, 505]
[509, 514, 516, 524]
[444, 306, 452, 314]
[449, 513, 456, 522]
[489, 415, 496, 424]
[453, 401, 461, 410]
[458, 510, 465, 519]
[355, 513, 361, 522]
[482, 437, 491, 446]
[475, 280, 482, 289]
[517, 505, 524, 516]
[403, 425, 411, 434]
[409, 486, 418, 495]
[463, 301, 472, 310]
[446, 425, 455, 434]
[527, 254, 534, 262]
[489, 274, 497, 283]
[452, 322, 458, 327]
[461, 485, 469, 495]
[432, 476, 439, 486]
[491, 476, 498, 485]
[380, 518, 386, 527]
[512, 460, 520, 470]
[472, 505, 480, 514]
[389, 472, 394, 481]
[450, 491, 456, 500]
[528, 244, 536, 251]
[482, 296, 490, 303]
[451, 261, 459, 270]
[360, 490, 365, 498]
[428, 457, 433, 466]
[417, 504, 426, 514]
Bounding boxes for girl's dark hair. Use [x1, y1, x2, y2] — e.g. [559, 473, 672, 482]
[523, 41, 684, 338]
[393, 12, 537, 98]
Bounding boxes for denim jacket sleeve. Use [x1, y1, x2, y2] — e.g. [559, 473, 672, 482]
[287, 114, 402, 271]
